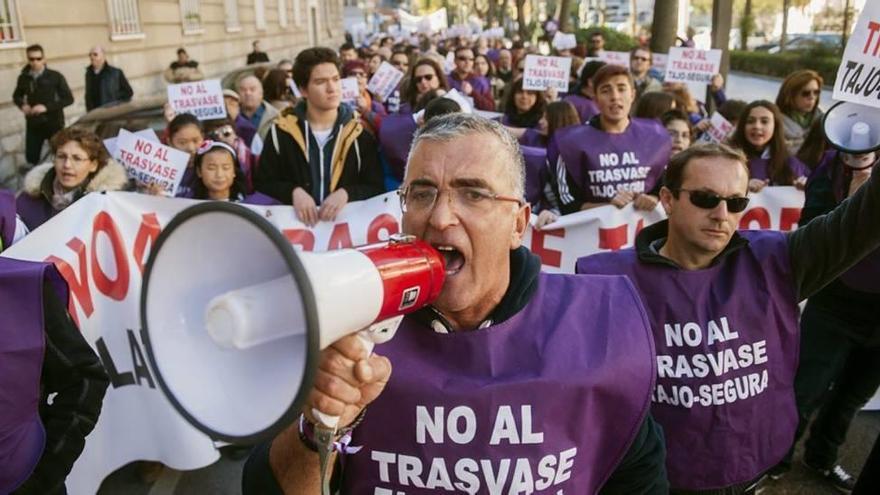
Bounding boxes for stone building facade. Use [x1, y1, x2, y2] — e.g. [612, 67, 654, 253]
[0, 0, 345, 189]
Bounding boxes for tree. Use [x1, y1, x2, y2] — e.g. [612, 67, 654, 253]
[650, 0, 679, 54]
[558, 0, 573, 32]
[739, 0, 754, 50]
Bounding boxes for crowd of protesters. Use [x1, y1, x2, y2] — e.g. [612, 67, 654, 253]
[2, 17, 878, 495]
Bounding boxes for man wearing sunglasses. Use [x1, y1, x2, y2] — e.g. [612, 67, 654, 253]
[13, 44, 74, 167]
[629, 48, 661, 100]
[447, 47, 495, 111]
[244, 113, 668, 494]
[578, 143, 880, 494]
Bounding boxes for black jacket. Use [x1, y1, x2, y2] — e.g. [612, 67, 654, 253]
[12, 65, 74, 129]
[255, 102, 383, 205]
[247, 51, 270, 65]
[84, 63, 133, 111]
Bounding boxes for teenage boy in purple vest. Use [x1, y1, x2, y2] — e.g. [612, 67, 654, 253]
[577, 143, 880, 494]
[243, 113, 669, 494]
[550, 64, 671, 215]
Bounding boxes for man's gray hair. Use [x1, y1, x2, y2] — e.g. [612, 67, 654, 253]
[405, 113, 526, 199]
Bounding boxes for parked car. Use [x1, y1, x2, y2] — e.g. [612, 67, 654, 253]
[71, 95, 168, 140]
[756, 32, 842, 53]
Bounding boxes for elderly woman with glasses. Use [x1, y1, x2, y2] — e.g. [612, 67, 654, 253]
[17, 127, 129, 230]
[775, 70, 825, 155]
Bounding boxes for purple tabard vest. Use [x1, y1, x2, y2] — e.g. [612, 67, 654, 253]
[747, 155, 809, 184]
[448, 73, 491, 96]
[15, 193, 56, 232]
[239, 192, 281, 205]
[176, 166, 197, 198]
[518, 128, 546, 149]
[576, 230, 800, 490]
[0, 190, 16, 249]
[0, 259, 68, 493]
[552, 118, 671, 203]
[521, 145, 548, 209]
[379, 114, 418, 181]
[341, 273, 656, 494]
[562, 94, 599, 123]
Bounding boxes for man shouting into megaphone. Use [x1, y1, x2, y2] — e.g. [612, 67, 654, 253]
[243, 113, 668, 494]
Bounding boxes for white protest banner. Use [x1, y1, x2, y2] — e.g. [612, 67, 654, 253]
[367, 61, 405, 102]
[0, 186, 805, 493]
[425, 8, 448, 32]
[552, 32, 577, 51]
[665, 47, 723, 85]
[598, 50, 630, 67]
[833, 2, 880, 107]
[114, 129, 190, 196]
[166, 79, 227, 121]
[523, 55, 572, 92]
[341, 77, 360, 105]
[442, 88, 473, 113]
[103, 128, 160, 158]
[652, 53, 669, 74]
[697, 112, 736, 144]
[481, 27, 505, 39]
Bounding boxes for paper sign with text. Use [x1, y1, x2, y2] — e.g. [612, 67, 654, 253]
[367, 61, 405, 102]
[103, 128, 159, 158]
[598, 51, 630, 67]
[523, 55, 572, 92]
[833, 2, 880, 108]
[665, 47, 722, 86]
[552, 32, 577, 51]
[697, 112, 736, 144]
[166, 79, 227, 120]
[341, 77, 360, 104]
[114, 129, 190, 196]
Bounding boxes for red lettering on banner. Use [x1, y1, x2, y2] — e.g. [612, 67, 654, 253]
[635, 218, 645, 236]
[91, 211, 130, 301]
[283, 229, 316, 251]
[739, 207, 771, 230]
[530, 228, 564, 268]
[327, 223, 354, 250]
[46, 238, 93, 326]
[133, 213, 161, 274]
[366, 214, 400, 243]
[864, 21, 880, 57]
[779, 207, 802, 231]
[599, 224, 628, 251]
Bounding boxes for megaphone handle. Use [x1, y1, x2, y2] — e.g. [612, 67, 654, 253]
[311, 332, 375, 429]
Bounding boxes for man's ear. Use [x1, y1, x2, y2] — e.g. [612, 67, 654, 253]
[510, 202, 531, 249]
[659, 186, 675, 215]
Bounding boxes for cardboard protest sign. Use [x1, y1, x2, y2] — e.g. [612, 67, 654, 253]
[166, 79, 227, 120]
[697, 112, 736, 144]
[523, 55, 572, 92]
[341, 77, 360, 105]
[833, 2, 880, 108]
[665, 47, 722, 85]
[103, 128, 159, 157]
[598, 51, 630, 67]
[552, 32, 577, 51]
[367, 61, 405, 102]
[114, 129, 190, 196]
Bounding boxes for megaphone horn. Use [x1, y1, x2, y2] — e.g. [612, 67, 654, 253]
[141, 202, 444, 444]
[822, 101, 880, 154]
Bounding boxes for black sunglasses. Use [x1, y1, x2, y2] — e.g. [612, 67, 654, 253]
[676, 189, 750, 213]
[415, 74, 434, 83]
[28, 56, 43, 61]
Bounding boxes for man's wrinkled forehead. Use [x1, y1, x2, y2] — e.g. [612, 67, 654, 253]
[407, 135, 508, 187]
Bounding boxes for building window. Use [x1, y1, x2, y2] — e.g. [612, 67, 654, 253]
[278, 0, 288, 28]
[224, 0, 241, 32]
[179, 0, 202, 34]
[292, 0, 301, 25]
[107, 0, 143, 39]
[254, 0, 266, 30]
[0, 0, 23, 44]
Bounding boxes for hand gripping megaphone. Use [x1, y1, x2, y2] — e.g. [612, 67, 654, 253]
[140, 202, 444, 444]
[822, 101, 880, 154]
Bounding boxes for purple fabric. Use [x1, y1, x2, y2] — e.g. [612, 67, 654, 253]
[15, 193, 56, 232]
[550, 118, 671, 203]
[342, 273, 656, 494]
[175, 166, 197, 198]
[486, 48, 500, 64]
[521, 145, 548, 208]
[747, 156, 810, 184]
[240, 192, 281, 205]
[577, 230, 801, 490]
[0, 259, 68, 493]
[447, 72, 491, 97]
[562, 94, 599, 123]
[378, 114, 418, 181]
[0, 190, 16, 249]
[234, 114, 258, 148]
[518, 128, 547, 148]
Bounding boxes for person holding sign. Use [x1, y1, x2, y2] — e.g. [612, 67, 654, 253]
[255, 47, 382, 226]
[729, 101, 809, 193]
[243, 113, 669, 495]
[775, 70, 825, 155]
[17, 127, 129, 230]
[342, 60, 386, 134]
[165, 113, 206, 198]
[501, 77, 545, 129]
[577, 142, 880, 494]
[448, 47, 495, 111]
[551, 64, 671, 214]
[191, 140, 277, 205]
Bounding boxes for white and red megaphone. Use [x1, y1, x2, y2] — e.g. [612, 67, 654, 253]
[140, 202, 444, 444]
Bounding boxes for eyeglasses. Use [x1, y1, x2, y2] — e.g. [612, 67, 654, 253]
[398, 184, 523, 214]
[457, 56, 474, 62]
[28, 56, 43, 62]
[800, 89, 820, 97]
[676, 189, 750, 213]
[351, 71, 367, 78]
[54, 153, 91, 165]
[632, 56, 649, 62]
[414, 74, 435, 83]
[211, 126, 236, 139]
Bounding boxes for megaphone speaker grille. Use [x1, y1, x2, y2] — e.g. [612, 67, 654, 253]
[141, 202, 319, 444]
[822, 101, 880, 154]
